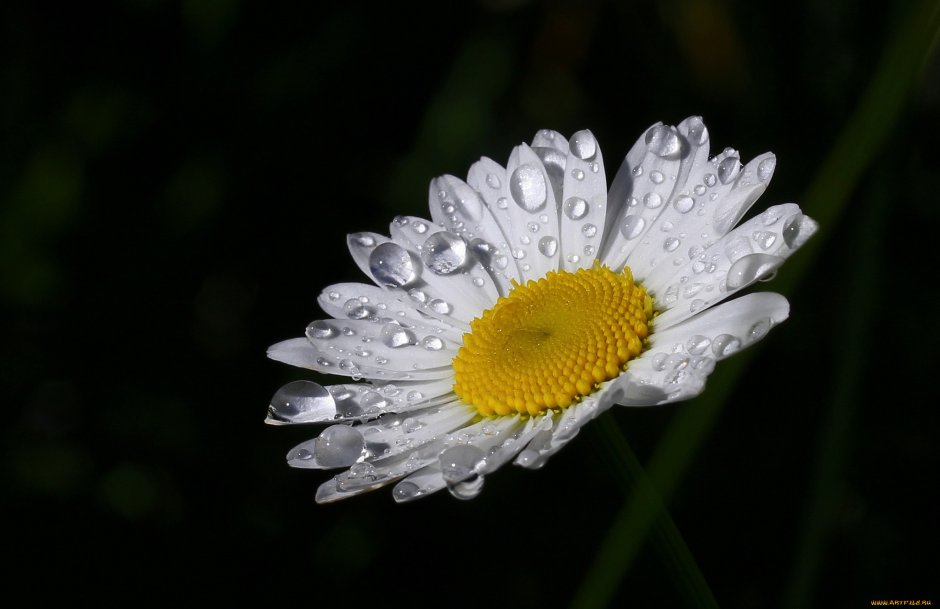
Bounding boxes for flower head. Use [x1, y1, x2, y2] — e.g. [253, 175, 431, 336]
[267, 117, 816, 503]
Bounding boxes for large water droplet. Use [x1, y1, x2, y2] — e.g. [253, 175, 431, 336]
[674, 195, 694, 213]
[380, 323, 417, 348]
[268, 380, 335, 424]
[645, 124, 683, 158]
[581, 223, 597, 238]
[306, 320, 338, 340]
[686, 117, 709, 146]
[509, 164, 547, 212]
[564, 197, 589, 220]
[369, 242, 419, 288]
[313, 425, 364, 467]
[782, 213, 804, 248]
[393, 480, 423, 502]
[569, 129, 597, 160]
[717, 156, 741, 184]
[538, 236, 558, 257]
[725, 254, 783, 289]
[440, 445, 485, 483]
[644, 193, 663, 209]
[663, 237, 680, 252]
[428, 299, 452, 315]
[711, 334, 741, 357]
[757, 157, 776, 181]
[686, 335, 711, 355]
[649, 170, 664, 184]
[421, 232, 467, 275]
[421, 336, 444, 351]
[620, 215, 646, 239]
[753, 231, 777, 250]
[448, 474, 485, 500]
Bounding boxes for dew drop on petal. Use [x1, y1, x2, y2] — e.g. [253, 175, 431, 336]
[369, 242, 419, 288]
[725, 254, 783, 289]
[448, 474, 485, 500]
[510, 164, 547, 212]
[620, 215, 646, 240]
[717, 156, 741, 184]
[393, 481, 422, 501]
[753, 231, 777, 250]
[687, 117, 709, 146]
[440, 445, 485, 484]
[421, 336, 444, 351]
[782, 213, 804, 248]
[314, 425, 364, 467]
[306, 320, 337, 340]
[537, 236, 558, 257]
[645, 124, 683, 158]
[757, 157, 776, 181]
[674, 195, 694, 213]
[428, 299, 453, 315]
[703, 173, 717, 187]
[581, 223, 597, 238]
[496, 197, 509, 209]
[485, 173, 501, 189]
[649, 170, 664, 184]
[663, 237, 680, 252]
[564, 197, 589, 220]
[644, 193, 663, 209]
[711, 334, 741, 357]
[412, 220, 428, 234]
[351, 233, 376, 247]
[569, 129, 597, 160]
[686, 335, 711, 355]
[421, 231, 468, 275]
[749, 318, 771, 340]
[380, 323, 417, 348]
[268, 380, 336, 424]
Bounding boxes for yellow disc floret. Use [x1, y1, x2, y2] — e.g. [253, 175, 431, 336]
[453, 265, 654, 417]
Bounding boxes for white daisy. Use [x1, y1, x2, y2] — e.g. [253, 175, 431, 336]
[267, 117, 817, 503]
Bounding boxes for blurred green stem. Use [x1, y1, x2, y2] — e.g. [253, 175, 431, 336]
[571, 0, 940, 607]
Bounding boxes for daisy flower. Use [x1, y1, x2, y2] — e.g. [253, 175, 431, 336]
[267, 117, 816, 503]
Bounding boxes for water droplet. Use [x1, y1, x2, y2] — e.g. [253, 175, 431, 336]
[369, 242, 419, 288]
[717, 156, 740, 184]
[393, 481, 422, 501]
[686, 117, 709, 146]
[782, 213, 804, 248]
[571, 168, 585, 181]
[566, 254, 580, 264]
[421, 231, 468, 275]
[632, 166, 643, 177]
[316, 357, 332, 367]
[644, 193, 663, 209]
[328, 291, 340, 301]
[711, 334, 741, 357]
[406, 390, 424, 402]
[583, 245, 595, 256]
[306, 320, 337, 340]
[649, 170, 664, 184]
[485, 173, 501, 189]
[686, 335, 711, 355]
[690, 299, 706, 313]
[496, 197, 509, 209]
[412, 220, 428, 234]
[569, 129, 597, 160]
[663, 237, 680, 252]
[440, 445, 484, 483]
[703, 173, 717, 187]
[269, 380, 335, 424]
[428, 299, 452, 315]
[493, 254, 509, 269]
[380, 323, 417, 348]
[510, 164, 547, 211]
[693, 184, 707, 196]
[564, 197, 589, 220]
[749, 318, 771, 340]
[645, 124, 683, 158]
[725, 254, 783, 289]
[421, 336, 444, 351]
[581, 223, 597, 238]
[537, 236, 558, 257]
[351, 233, 376, 247]
[757, 157, 776, 181]
[448, 474, 485, 500]
[652, 352, 668, 371]
[674, 195, 694, 214]
[753, 231, 777, 250]
[620, 215, 646, 239]
[313, 425, 364, 467]
[472, 277, 485, 287]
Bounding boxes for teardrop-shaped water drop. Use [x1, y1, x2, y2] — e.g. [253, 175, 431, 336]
[663, 237, 680, 252]
[313, 425, 364, 468]
[485, 173, 501, 189]
[306, 320, 338, 340]
[686, 117, 709, 146]
[369, 242, 419, 288]
[380, 323, 417, 348]
[569, 129, 597, 160]
[620, 215, 646, 239]
[711, 334, 741, 357]
[421, 232, 468, 275]
[645, 124, 683, 158]
[564, 197, 589, 220]
[509, 164, 547, 212]
[440, 445, 485, 483]
[753, 231, 777, 250]
[393, 480, 423, 502]
[717, 156, 741, 184]
[748, 318, 771, 340]
[581, 223, 597, 238]
[782, 213, 804, 248]
[421, 336, 444, 351]
[725, 254, 783, 289]
[268, 380, 336, 424]
[428, 299, 452, 315]
[686, 335, 711, 355]
[757, 156, 776, 181]
[538, 236, 558, 257]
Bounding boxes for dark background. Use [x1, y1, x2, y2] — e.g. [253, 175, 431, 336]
[3, 0, 937, 607]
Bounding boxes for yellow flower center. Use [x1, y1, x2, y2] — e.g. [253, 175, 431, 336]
[453, 265, 654, 417]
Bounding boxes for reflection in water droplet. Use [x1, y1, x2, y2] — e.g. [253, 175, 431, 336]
[753, 231, 777, 250]
[485, 173, 501, 189]
[313, 425, 364, 467]
[717, 156, 740, 184]
[581, 223, 597, 238]
[428, 299, 452, 315]
[782, 213, 804, 248]
[703, 173, 717, 187]
[687, 117, 709, 146]
[269, 380, 336, 424]
[421, 336, 444, 351]
[645, 124, 683, 158]
[650, 170, 664, 184]
[644, 193, 663, 209]
[369, 242, 419, 287]
[380, 323, 417, 348]
[393, 480, 422, 502]
[749, 318, 771, 340]
[674, 195, 694, 213]
[621, 215, 646, 239]
[664, 237, 680, 252]
[712, 334, 741, 357]
[686, 335, 711, 355]
[421, 232, 468, 275]
[757, 157, 776, 181]
[538, 236, 558, 257]
[564, 197, 589, 220]
[306, 320, 337, 339]
[510, 164, 547, 211]
[569, 129, 597, 160]
[725, 254, 783, 289]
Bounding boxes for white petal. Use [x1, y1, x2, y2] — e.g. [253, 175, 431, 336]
[651, 204, 816, 329]
[514, 399, 608, 469]
[601, 117, 711, 272]
[435, 172, 519, 296]
[267, 337, 452, 381]
[610, 292, 791, 407]
[558, 129, 608, 271]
